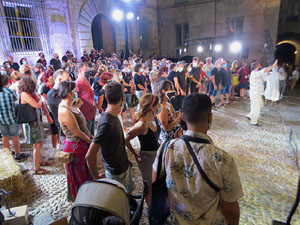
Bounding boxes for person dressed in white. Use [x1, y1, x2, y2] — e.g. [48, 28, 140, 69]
[291, 66, 300, 92]
[279, 64, 287, 98]
[263, 67, 281, 105]
[247, 60, 278, 126]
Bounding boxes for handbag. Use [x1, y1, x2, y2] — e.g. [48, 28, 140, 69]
[54, 139, 79, 164]
[130, 94, 139, 108]
[14, 95, 38, 124]
[149, 140, 171, 225]
[181, 135, 221, 192]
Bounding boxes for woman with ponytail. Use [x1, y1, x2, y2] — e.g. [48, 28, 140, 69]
[125, 93, 161, 206]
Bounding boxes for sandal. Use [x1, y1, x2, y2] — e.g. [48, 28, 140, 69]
[40, 161, 52, 166]
[35, 168, 49, 175]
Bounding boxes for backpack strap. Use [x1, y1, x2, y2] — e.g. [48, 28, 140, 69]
[181, 135, 220, 192]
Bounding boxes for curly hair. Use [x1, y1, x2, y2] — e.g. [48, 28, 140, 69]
[11, 71, 23, 82]
[158, 66, 168, 78]
[19, 76, 37, 94]
[41, 69, 54, 83]
[158, 79, 174, 103]
[19, 64, 34, 77]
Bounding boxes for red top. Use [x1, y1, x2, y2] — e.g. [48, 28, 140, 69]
[75, 79, 96, 121]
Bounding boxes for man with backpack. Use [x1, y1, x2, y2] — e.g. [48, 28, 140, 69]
[152, 93, 243, 225]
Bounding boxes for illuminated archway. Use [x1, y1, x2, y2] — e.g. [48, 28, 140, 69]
[276, 40, 300, 65]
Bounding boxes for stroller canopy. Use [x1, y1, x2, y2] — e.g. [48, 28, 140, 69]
[72, 179, 130, 225]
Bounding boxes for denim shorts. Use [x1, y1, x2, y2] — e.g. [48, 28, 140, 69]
[124, 93, 132, 108]
[105, 167, 135, 193]
[0, 123, 19, 137]
[221, 85, 231, 94]
[239, 83, 248, 89]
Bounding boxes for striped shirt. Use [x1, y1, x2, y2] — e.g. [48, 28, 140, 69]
[0, 87, 17, 125]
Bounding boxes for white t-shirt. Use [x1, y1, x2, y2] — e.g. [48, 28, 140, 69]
[292, 70, 299, 81]
[279, 67, 287, 81]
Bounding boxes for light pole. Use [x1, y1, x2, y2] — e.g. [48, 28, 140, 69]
[112, 0, 139, 60]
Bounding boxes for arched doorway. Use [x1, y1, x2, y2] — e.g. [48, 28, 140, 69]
[276, 39, 300, 66]
[91, 14, 116, 54]
[275, 43, 296, 65]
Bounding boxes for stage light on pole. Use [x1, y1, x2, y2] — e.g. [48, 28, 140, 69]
[214, 44, 222, 52]
[136, 16, 140, 20]
[184, 48, 187, 53]
[112, 9, 124, 22]
[230, 41, 242, 53]
[197, 46, 203, 53]
[126, 12, 134, 20]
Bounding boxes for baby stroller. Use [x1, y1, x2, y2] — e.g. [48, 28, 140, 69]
[69, 179, 147, 225]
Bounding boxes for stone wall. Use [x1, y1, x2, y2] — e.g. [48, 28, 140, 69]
[158, 0, 281, 65]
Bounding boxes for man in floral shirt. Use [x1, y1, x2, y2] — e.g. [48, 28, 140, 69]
[153, 93, 243, 225]
[247, 60, 278, 126]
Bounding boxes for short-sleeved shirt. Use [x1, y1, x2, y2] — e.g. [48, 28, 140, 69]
[203, 64, 215, 77]
[167, 70, 177, 87]
[238, 67, 250, 84]
[10, 62, 19, 71]
[249, 69, 268, 95]
[153, 131, 243, 225]
[0, 87, 17, 125]
[50, 58, 62, 71]
[176, 71, 186, 92]
[47, 88, 61, 128]
[122, 72, 132, 94]
[75, 80, 96, 121]
[220, 69, 232, 87]
[93, 112, 129, 175]
[191, 67, 201, 82]
[134, 73, 145, 91]
[211, 68, 222, 85]
[292, 70, 300, 80]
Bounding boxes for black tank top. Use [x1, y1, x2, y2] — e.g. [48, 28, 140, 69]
[138, 117, 161, 151]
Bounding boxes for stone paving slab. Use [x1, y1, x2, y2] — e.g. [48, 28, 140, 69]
[2, 98, 300, 225]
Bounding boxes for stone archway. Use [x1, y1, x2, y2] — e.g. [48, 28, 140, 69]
[78, 0, 113, 54]
[277, 40, 300, 65]
[91, 14, 116, 54]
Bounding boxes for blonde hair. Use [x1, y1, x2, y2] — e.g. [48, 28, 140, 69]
[136, 94, 159, 121]
[19, 64, 34, 76]
[11, 71, 23, 82]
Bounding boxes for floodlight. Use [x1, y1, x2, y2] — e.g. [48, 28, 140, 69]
[214, 44, 222, 52]
[230, 41, 242, 53]
[136, 16, 140, 20]
[197, 46, 203, 52]
[184, 48, 187, 53]
[112, 9, 124, 22]
[127, 12, 134, 20]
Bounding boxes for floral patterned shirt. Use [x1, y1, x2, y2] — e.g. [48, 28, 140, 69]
[153, 131, 243, 225]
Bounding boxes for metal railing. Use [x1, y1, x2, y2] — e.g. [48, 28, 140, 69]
[0, 0, 51, 55]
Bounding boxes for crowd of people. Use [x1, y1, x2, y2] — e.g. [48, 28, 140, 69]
[0, 49, 299, 224]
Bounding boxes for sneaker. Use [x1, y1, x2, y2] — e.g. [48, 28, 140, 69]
[14, 153, 30, 161]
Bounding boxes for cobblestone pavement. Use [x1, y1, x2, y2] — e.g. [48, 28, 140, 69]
[2, 96, 300, 225]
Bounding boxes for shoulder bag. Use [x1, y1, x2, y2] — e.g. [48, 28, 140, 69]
[14, 94, 38, 124]
[149, 139, 171, 225]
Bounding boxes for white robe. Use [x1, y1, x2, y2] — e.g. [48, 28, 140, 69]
[263, 70, 281, 101]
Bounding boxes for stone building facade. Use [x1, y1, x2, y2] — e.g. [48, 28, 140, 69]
[0, 0, 289, 65]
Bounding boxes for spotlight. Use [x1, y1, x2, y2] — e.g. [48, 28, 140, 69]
[112, 9, 124, 22]
[124, 0, 131, 2]
[295, 51, 298, 55]
[136, 16, 140, 20]
[197, 46, 203, 53]
[126, 12, 134, 20]
[230, 41, 242, 53]
[214, 44, 222, 52]
[184, 48, 187, 53]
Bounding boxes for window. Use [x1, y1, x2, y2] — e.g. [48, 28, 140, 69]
[139, 19, 152, 51]
[175, 23, 189, 46]
[0, 0, 51, 54]
[227, 17, 244, 39]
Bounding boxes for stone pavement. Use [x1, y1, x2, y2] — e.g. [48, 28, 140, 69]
[1, 95, 300, 225]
